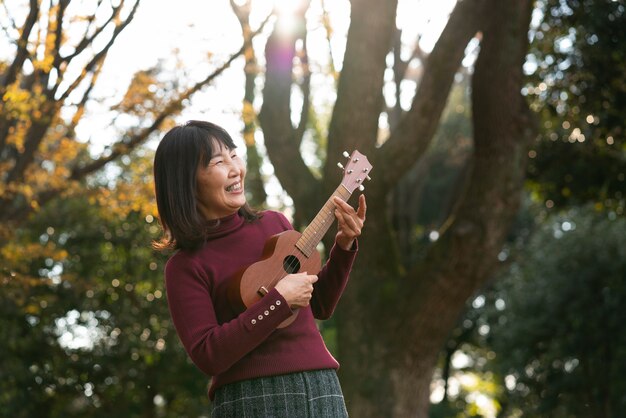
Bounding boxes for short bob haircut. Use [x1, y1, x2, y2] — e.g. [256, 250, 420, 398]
[153, 120, 258, 251]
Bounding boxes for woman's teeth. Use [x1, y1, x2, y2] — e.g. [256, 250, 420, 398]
[226, 183, 241, 192]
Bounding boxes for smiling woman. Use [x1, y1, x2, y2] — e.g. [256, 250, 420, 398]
[151, 120, 366, 417]
[152, 120, 259, 251]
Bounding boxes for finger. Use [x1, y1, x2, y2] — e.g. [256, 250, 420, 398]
[338, 204, 363, 227]
[337, 214, 363, 233]
[335, 213, 358, 238]
[340, 214, 361, 233]
[334, 195, 365, 225]
[337, 221, 361, 240]
[357, 194, 367, 220]
[333, 197, 356, 214]
[334, 202, 361, 225]
[334, 207, 347, 224]
[334, 208, 354, 232]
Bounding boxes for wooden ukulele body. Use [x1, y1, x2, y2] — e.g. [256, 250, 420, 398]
[227, 230, 322, 328]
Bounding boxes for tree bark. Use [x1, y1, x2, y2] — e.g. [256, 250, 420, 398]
[258, 1, 321, 226]
[230, 0, 267, 207]
[323, 0, 398, 192]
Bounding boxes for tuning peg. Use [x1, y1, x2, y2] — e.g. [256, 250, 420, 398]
[337, 162, 344, 170]
[342, 151, 350, 158]
[366, 175, 372, 181]
[359, 185, 365, 191]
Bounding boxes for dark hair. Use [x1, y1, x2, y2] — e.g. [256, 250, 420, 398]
[153, 120, 258, 251]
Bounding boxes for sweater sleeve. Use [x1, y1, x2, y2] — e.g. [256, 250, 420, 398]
[272, 210, 358, 320]
[164, 254, 293, 377]
[310, 240, 358, 320]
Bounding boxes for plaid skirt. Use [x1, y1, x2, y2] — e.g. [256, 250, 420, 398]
[211, 369, 348, 418]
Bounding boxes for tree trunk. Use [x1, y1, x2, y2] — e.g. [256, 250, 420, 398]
[230, 0, 267, 207]
[336, 1, 535, 417]
[260, 0, 535, 416]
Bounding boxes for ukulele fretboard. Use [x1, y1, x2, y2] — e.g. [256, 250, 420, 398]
[295, 185, 351, 257]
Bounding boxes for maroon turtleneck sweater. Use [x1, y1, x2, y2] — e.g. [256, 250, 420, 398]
[164, 210, 357, 399]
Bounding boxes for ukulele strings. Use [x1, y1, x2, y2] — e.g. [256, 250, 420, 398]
[265, 192, 345, 289]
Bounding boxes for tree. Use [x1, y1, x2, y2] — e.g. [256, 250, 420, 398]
[525, 0, 626, 211]
[0, 154, 210, 418]
[0, 0, 267, 234]
[0, 1, 269, 415]
[1, 1, 538, 415]
[229, 0, 268, 207]
[484, 208, 626, 418]
[431, 2, 626, 415]
[257, 0, 536, 416]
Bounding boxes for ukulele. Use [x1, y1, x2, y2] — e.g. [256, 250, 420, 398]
[227, 150, 373, 328]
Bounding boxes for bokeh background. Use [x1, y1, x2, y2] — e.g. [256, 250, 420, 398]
[1, 0, 625, 417]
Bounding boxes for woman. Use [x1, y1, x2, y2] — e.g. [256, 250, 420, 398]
[153, 120, 366, 417]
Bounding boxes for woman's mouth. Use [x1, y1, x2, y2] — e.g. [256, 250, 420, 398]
[225, 182, 242, 192]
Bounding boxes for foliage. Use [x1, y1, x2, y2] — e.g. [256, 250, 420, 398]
[484, 207, 626, 417]
[0, 0, 582, 416]
[525, 0, 626, 211]
[0, 0, 142, 226]
[0, 1, 270, 416]
[0, 0, 258, 231]
[0, 152, 209, 418]
[438, 3, 626, 415]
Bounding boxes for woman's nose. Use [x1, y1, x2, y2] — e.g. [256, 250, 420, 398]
[227, 160, 242, 175]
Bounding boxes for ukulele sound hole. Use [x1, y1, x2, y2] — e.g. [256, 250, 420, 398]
[283, 255, 301, 274]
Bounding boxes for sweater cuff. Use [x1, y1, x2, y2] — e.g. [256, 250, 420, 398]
[242, 288, 292, 332]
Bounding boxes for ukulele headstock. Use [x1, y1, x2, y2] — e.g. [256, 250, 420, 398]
[337, 150, 373, 193]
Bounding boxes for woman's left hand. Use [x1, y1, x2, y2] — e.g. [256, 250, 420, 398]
[332, 194, 367, 251]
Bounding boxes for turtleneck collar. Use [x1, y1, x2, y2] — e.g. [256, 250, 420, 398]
[204, 211, 246, 240]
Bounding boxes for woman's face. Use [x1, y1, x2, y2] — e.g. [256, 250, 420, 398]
[195, 140, 247, 220]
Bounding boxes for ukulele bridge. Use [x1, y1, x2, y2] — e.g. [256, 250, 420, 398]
[257, 286, 269, 297]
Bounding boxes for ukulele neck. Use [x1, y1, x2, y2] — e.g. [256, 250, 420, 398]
[295, 185, 351, 257]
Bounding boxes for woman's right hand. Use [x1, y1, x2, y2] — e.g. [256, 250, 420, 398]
[274, 272, 318, 308]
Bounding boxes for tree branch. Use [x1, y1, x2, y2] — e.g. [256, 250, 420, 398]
[323, 0, 399, 191]
[55, 0, 139, 101]
[259, 3, 323, 223]
[5, 106, 61, 184]
[387, 28, 427, 130]
[294, 37, 311, 142]
[0, 0, 39, 153]
[5, 1, 140, 184]
[50, 0, 70, 74]
[66, 61, 105, 140]
[70, 13, 272, 180]
[229, 0, 268, 206]
[60, 0, 124, 64]
[393, 2, 535, 412]
[375, 0, 486, 191]
[0, 0, 38, 90]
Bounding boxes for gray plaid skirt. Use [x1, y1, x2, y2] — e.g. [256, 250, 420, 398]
[211, 369, 348, 418]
